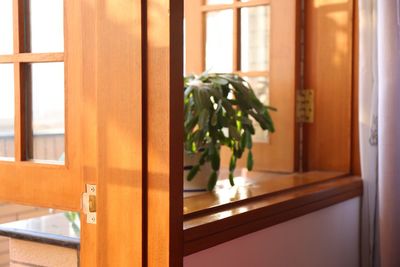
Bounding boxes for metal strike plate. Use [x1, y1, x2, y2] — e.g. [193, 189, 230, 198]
[296, 89, 314, 123]
[83, 184, 97, 224]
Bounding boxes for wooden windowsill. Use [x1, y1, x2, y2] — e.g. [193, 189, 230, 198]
[183, 171, 362, 256]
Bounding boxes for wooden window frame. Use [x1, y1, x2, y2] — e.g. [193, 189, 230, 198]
[185, 0, 298, 172]
[191, 0, 271, 77]
[147, 0, 360, 265]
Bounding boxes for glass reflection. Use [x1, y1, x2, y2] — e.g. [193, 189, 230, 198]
[241, 5, 270, 72]
[0, 64, 15, 159]
[26, 62, 65, 162]
[0, 0, 14, 55]
[25, 0, 64, 53]
[245, 76, 270, 143]
[206, 10, 233, 72]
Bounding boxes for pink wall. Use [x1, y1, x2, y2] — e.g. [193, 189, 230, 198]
[184, 197, 360, 267]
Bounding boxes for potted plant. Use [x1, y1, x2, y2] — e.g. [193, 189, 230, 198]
[184, 72, 276, 191]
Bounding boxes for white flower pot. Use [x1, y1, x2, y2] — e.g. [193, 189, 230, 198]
[184, 152, 212, 192]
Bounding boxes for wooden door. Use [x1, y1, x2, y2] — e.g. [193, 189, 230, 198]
[185, 0, 299, 172]
[0, 0, 83, 212]
[0, 0, 144, 266]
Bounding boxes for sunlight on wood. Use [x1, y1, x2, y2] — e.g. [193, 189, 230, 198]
[148, 0, 170, 47]
[314, 0, 349, 8]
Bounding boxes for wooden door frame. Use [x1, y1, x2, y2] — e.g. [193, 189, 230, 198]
[146, 0, 184, 266]
[88, 0, 184, 265]
[79, 0, 144, 266]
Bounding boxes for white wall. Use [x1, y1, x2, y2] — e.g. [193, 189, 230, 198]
[184, 197, 360, 267]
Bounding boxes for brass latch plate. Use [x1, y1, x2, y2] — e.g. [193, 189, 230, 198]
[82, 184, 97, 224]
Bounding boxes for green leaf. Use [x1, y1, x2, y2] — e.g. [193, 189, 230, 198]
[229, 126, 241, 141]
[221, 99, 235, 117]
[241, 116, 253, 126]
[184, 74, 195, 86]
[207, 171, 218, 191]
[215, 99, 222, 113]
[209, 144, 220, 171]
[234, 145, 244, 158]
[198, 109, 209, 130]
[245, 130, 252, 149]
[213, 77, 229, 86]
[199, 88, 212, 109]
[219, 115, 230, 128]
[228, 99, 239, 105]
[211, 155, 220, 171]
[229, 172, 235, 186]
[71, 223, 80, 236]
[240, 132, 246, 150]
[229, 155, 236, 172]
[247, 150, 253, 171]
[209, 86, 223, 99]
[211, 112, 218, 126]
[211, 152, 221, 171]
[184, 116, 198, 133]
[199, 71, 209, 81]
[199, 149, 209, 165]
[235, 92, 252, 110]
[184, 86, 194, 98]
[187, 165, 200, 181]
[248, 110, 269, 130]
[217, 130, 230, 146]
[192, 89, 203, 112]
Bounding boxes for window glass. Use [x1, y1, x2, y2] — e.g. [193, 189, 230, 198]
[0, 64, 15, 159]
[26, 62, 65, 162]
[25, 0, 64, 53]
[245, 76, 270, 143]
[206, 10, 233, 72]
[240, 5, 270, 72]
[0, 0, 14, 55]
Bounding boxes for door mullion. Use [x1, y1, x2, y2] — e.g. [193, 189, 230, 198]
[13, 0, 30, 161]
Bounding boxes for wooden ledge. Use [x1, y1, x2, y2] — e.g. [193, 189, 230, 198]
[183, 172, 362, 256]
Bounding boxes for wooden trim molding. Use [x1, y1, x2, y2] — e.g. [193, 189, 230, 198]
[351, 0, 361, 175]
[0, 53, 64, 63]
[94, 0, 143, 265]
[183, 173, 362, 255]
[303, 0, 355, 172]
[147, 0, 184, 266]
[184, 171, 346, 218]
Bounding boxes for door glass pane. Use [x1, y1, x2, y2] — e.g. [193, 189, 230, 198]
[207, 0, 233, 4]
[241, 5, 270, 72]
[0, 206, 80, 266]
[245, 76, 270, 143]
[0, 0, 14, 55]
[206, 10, 233, 72]
[0, 64, 15, 159]
[25, 0, 64, 53]
[26, 62, 65, 162]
